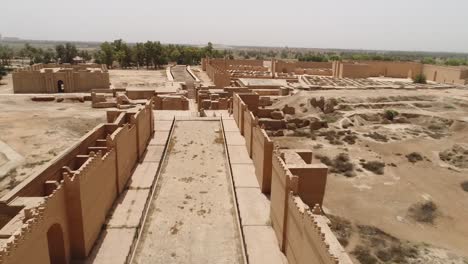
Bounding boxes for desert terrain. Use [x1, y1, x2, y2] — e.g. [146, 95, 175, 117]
[269, 87, 468, 263]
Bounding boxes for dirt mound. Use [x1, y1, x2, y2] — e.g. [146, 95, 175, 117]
[439, 144, 468, 169]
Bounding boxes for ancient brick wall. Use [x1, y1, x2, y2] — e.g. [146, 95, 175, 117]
[134, 104, 153, 160]
[270, 154, 295, 251]
[0, 104, 154, 264]
[0, 183, 71, 264]
[251, 126, 273, 193]
[110, 123, 138, 193]
[274, 61, 332, 74]
[12, 64, 109, 93]
[75, 150, 118, 256]
[233, 94, 353, 264]
[422, 64, 468, 84]
[243, 109, 256, 157]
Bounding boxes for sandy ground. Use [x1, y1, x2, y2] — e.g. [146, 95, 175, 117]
[0, 95, 106, 197]
[109, 69, 167, 89]
[191, 66, 214, 86]
[271, 87, 468, 263]
[134, 120, 243, 264]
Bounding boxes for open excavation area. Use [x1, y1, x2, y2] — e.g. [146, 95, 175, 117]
[269, 88, 468, 263]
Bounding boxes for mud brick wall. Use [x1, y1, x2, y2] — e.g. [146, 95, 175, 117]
[243, 109, 256, 157]
[0, 103, 155, 264]
[232, 94, 353, 264]
[422, 64, 468, 84]
[75, 151, 118, 256]
[251, 126, 274, 193]
[110, 123, 138, 193]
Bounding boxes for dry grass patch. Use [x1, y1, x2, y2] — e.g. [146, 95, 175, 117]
[361, 161, 386, 175]
[407, 200, 439, 224]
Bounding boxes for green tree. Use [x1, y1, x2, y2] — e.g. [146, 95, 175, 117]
[78, 50, 91, 61]
[99, 42, 114, 67]
[0, 45, 14, 66]
[21, 43, 38, 65]
[0, 65, 7, 80]
[445, 58, 463, 66]
[133, 43, 146, 69]
[55, 43, 78, 63]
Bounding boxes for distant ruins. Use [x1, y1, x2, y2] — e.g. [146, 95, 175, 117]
[12, 64, 110, 93]
[203, 58, 468, 86]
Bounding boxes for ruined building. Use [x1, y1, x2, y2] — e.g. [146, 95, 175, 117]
[12, 64, 110, 93]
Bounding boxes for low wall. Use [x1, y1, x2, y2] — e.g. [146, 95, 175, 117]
[0, 102, 154, 264]
[422, 64, 468, 84]
[274, 61, 332, 74]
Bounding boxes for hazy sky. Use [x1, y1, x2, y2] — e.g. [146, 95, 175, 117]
[2, 0, 468, 52]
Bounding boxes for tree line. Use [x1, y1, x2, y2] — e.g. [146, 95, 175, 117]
[93, 40, 223, 69]
[1, 42, 467, 68]
[0, 40, 224, 69]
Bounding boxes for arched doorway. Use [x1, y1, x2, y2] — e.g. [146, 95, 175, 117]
[47, 223, 66, 264]
[57, 80, 65, 93]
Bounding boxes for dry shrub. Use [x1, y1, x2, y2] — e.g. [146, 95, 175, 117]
[461, 181, 468, 192]
[364, 132, 388, 142]
[356, 225, 419, 263]
[343, 134, 358, 145]
[316, 153, 355, 177]
[406, 152, 423, 163]
[327, 215, 353, 247]
[408, 201, 438, 224]
[361, 161, 386, 175]
[352, 245, 379, 264]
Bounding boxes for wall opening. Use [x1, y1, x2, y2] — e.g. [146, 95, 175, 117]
[47, 223, 66, 264]
[57, 80, 65, 93]
[433, 71, 438, 81]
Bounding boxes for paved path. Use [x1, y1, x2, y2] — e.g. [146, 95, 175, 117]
[171, 65, 196, 99]
[133, 120, 244, 264]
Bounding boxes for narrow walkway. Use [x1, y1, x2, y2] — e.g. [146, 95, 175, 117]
[133, 120, 244, 264]
[78, 117, 172, 264]
[223, 117, 287, 264]
[171, 65, 196, 99]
